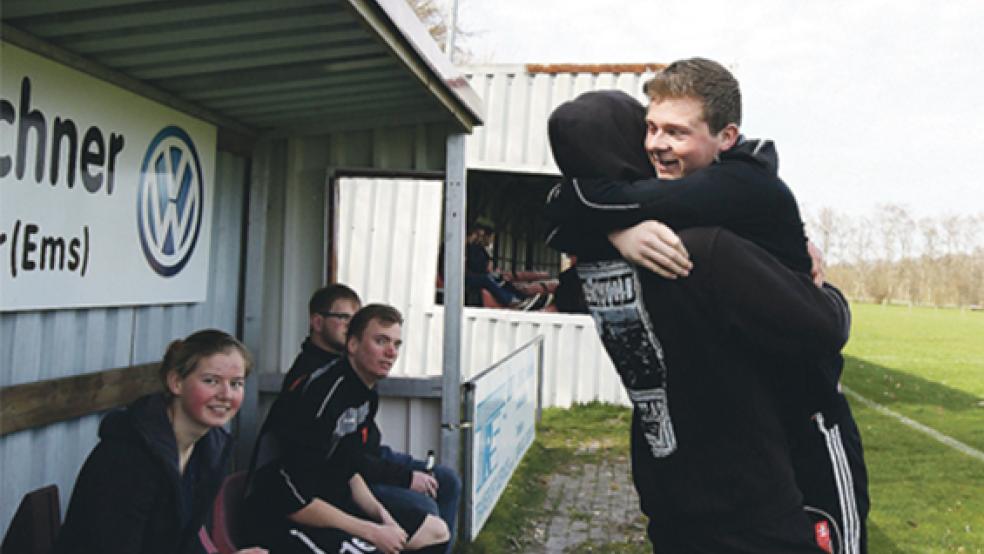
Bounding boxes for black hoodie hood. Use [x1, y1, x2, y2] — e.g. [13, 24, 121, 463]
[548, 90, 656, 181]
[727, 136, 779, 175]
[100, 393, 229, 477]
[100, 393, 180, 474]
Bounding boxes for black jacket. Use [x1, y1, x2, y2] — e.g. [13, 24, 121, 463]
[466, 242, 492, 276]
[278, 339, 413, 487]
[55, 393, 231, 554]
[577, 228, 849, 536]
[546, 90, 844, 415]
[246, 356, 379, 545]
[544, 92, 852, 543]
[545, 90, 811, 273]
[280, 337, 340, 393]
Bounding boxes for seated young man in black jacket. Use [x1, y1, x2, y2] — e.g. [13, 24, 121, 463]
[546, 58, 866, 554]
[262, 286, 460, 553]
[245, 305, 449, 554]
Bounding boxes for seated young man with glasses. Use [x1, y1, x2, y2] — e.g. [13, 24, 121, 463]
[280, 284, 362, 393]
[273, 284, 462, 553]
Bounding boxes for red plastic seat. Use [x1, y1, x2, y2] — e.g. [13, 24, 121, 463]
[211, 471, 247, 554]
[1, 485, 60, 554]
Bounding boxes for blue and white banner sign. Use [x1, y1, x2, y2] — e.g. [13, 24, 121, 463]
[0, 43, 216, 311]
[467, 337, 541, 540]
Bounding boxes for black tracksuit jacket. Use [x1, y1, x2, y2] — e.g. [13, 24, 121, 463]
[278, 339, 413, 487]
[247, 354, 415, 546]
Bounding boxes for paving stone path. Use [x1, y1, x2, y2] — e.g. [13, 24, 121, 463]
[520, 444, 649, 553]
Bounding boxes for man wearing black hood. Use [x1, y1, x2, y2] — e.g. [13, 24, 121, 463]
[545, 64, 862, 551]
[547, 58, 868, 554]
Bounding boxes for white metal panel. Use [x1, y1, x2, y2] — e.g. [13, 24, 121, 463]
[278, 136, 332, 370]
[483, 72, 511, 164]
[463, 65, 659, 176]
[336, 176, 444, 376]
[467, 72, 490, 162]
[259, 123, 449, 375]
[527, 73, 555, 168]
[376, 397, 442, 459]
[504, 73, 531, 165]
[421, 306, 628, 409]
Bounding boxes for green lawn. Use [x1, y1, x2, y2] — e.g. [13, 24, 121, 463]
[458, 304, 984, 553]
[455, 403, 638, 554]
[842, 303, 984, 553]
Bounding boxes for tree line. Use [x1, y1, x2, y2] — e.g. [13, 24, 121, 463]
[805, 205, 984, 308]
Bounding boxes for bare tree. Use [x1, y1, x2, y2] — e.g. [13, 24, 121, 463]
[405, 0, 471, 61]
[816, 206, 983, 308]
[808, 207, 841, 263]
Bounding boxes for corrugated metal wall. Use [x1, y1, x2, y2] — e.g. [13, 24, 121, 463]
[336, 176, 444, 376]
[251, 124, 451, 461]
[463, 65, 657, 176]
[376, 398, 442, 460]
[0, 151, 249, 532]
[424, 307, 629, 408]
[256, 124, 450, 377]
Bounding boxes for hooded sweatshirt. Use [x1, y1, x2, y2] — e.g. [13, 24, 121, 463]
[545, 90, 845, 411]
[276, 338, 413, 487]
[55, 393, 231, 554]
[545, 90, 812, 274]
[543, 90, 852, 542]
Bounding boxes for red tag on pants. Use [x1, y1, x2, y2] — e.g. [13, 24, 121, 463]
[815, 520, 833, 553]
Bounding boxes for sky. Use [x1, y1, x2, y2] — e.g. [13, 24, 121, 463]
[448, 0, 984, 220]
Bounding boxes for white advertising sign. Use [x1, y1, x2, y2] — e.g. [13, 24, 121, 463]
[0, 43, 216, 311]
[467, 337, 540, 540]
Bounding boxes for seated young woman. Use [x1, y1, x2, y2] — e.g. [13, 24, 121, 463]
[55, 329, 266, 554]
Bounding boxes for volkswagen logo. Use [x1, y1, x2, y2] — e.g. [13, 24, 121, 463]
[137, 126, 204, 277]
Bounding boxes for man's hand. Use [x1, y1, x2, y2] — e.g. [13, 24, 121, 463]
[410, 470, 439, 498]
[379, 507, 398, 528]
[608, 221, 692, 279]
[807, 239, 825, 288]
[368, 522, 408, 554]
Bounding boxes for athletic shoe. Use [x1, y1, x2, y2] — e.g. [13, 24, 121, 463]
[530, 293, 553, 311]
[515, 294, 542, 311]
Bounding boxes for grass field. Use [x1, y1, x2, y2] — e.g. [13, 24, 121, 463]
[458, 303, 984, 553]
[841, 303, 984, 553]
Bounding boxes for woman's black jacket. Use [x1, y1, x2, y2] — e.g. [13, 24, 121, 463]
[54, 393, 231, 554]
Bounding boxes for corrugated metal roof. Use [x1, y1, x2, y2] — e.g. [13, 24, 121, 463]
[463, 63, 664, 175]
[1, 0, 482, 137]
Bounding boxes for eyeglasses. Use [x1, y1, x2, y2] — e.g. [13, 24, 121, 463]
[317, 311, 352, 322]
